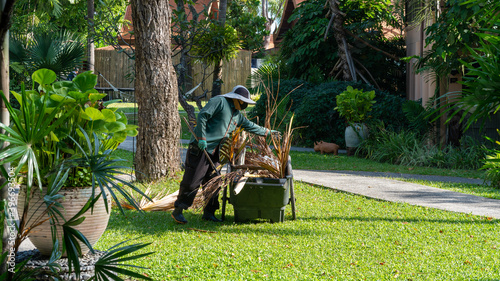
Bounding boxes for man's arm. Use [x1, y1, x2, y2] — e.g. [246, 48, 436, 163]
[194, 97, 224, 140]
[238, 116, 269, 136]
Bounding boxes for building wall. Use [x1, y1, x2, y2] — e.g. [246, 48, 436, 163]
[406, 23, 435, 106]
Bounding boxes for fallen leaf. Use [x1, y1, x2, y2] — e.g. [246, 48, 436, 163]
[464, 260, 472, 265]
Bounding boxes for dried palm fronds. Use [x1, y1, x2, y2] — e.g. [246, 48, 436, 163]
[219, 127, 247, 168]
[119, 187, 204, 212]
[201, 81, 301, 204]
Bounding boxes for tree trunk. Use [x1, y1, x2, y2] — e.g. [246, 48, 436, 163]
[212, 0, 228, 97]
[131, 0, 181, 181]
[87, 0, 95, 72]
[175, 0, 196, 123]
[0, 0, 13, 277]
[262, 0, 271, 49]
[328, 0, 352, 81]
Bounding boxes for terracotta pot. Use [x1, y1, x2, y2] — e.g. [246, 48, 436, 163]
[345, 123, 368, 148]
[17, 186, 111, 257]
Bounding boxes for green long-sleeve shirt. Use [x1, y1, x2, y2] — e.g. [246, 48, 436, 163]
[191, 96, 269, 153]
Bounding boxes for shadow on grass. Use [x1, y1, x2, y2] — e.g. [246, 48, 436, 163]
[105, 206, 498, 238]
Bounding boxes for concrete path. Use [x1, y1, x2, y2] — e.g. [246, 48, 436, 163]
[118, 137, 500, 219]
[293, 170, 499, 219]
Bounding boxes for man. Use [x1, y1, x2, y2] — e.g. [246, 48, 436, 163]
[172, 85, 279, 224]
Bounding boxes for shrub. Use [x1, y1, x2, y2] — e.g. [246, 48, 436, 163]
[358, 126, 486, 170]
[335, 86, 376, 123]
[250, 79, 409, 147]
[294, 81, 408, 147]
[249, 79, 313, 124]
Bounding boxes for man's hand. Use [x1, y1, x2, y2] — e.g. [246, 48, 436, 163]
[198, 140, 207, 150]
[270, 130, 282, 139]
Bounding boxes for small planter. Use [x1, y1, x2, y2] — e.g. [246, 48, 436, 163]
[17, 186, 111, 256]
[229, 175, 292, 223]
[345, 122, 368, 148]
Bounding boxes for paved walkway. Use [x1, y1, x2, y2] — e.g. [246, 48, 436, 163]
[118, 137, 500, 219]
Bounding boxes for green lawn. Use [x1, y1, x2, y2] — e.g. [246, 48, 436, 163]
[96, 176, 500, 280]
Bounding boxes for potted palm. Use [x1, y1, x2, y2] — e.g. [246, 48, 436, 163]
[334, 86, 376, 153]
[0, 69, 151, 280]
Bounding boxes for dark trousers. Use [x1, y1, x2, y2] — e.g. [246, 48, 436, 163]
[174, 143, 221, 213]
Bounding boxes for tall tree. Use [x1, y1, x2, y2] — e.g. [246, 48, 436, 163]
[131, 0, 181, 181]
[211, 0, 227, 97]
[87, 0, 95, 71]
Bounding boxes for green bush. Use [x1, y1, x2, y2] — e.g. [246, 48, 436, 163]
[248, 79, 313, 124]
[250, 80, 409, 148]
[335, 86, 376, 123]
[294, 81, 408, 147]
[358, 127, 486, 170]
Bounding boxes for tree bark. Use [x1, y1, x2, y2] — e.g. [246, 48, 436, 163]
[131, 0, 181, 181]
[212, 0, 228, 97]
[174, 0, 196, 124]
[328, 0, 353, 81]
[87, 0, 95, 72]
[262, 0, 271, 49]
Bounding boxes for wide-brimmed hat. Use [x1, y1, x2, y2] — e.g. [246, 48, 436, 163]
[221, 85, 255, 104]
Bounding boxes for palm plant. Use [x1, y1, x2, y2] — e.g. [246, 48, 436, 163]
[10, 30, 85, 79]
[0, 69, 151, 280]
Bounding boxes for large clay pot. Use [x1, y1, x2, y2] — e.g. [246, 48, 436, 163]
[345, 123, 368, 148]
[17, 186, 111, 256]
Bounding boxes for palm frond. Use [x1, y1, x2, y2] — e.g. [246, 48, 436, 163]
[91, 240, 153, 281]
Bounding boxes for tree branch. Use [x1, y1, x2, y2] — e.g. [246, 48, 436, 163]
[345, 29, 400, 61]
[0, 0, 16, 48]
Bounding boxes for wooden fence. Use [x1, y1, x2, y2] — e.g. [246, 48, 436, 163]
[94, 47, 252, 101]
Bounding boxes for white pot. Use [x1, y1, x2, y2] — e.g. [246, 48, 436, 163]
[345, 123, 368, 148]
[17, 186, 111, 257]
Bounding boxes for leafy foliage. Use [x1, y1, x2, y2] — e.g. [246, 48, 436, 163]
[10, 30, 85, 84]
[227, 0, 269, 53]
[482, 131, 500, 188]
[402, 99, 434, 138]
[191, 23, 241, 65]
[91, 240, 153, 280]
[251, 80, 408, 147]
[279, 0, 406, 92]
[335, 86, 376, 123]
[432, 22, 500, 131]
[10, 0, 129, 48]
[1, 69, 137, 187]
[357, 125, 486, 170]
[249, 79, 314, 125]
[414, 0, 500, 78]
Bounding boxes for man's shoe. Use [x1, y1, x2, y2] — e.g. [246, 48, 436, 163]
[172, 208, 188, 224]
[202, 212, 222, 222]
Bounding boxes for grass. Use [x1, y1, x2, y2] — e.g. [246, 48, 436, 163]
[113, 147, 500, 201]
[96, 177, 500, 280]
[289, 151, 485, 179]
